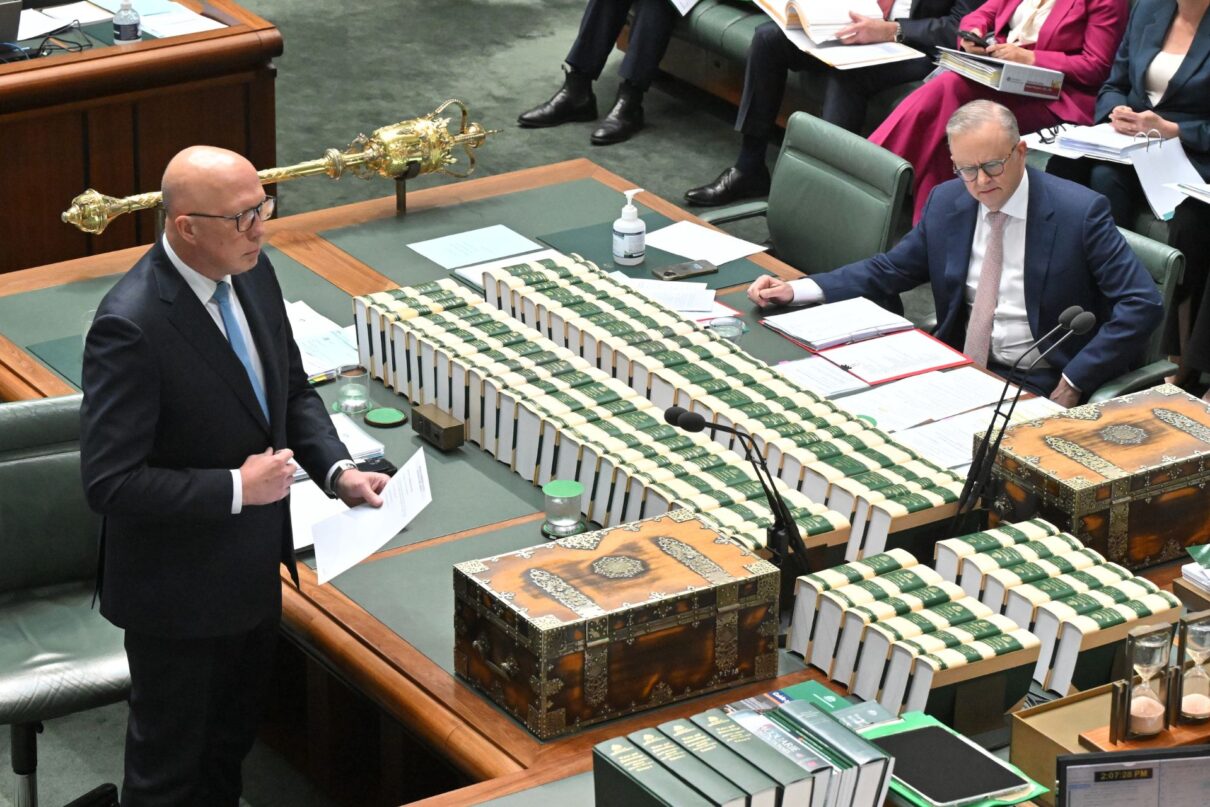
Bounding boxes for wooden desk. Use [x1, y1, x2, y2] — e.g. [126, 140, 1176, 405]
[0, 159, 819, 796]
[0, 0, 280, 273]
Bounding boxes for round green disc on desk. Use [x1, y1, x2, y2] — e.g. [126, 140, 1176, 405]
[364, 407, 407, 428]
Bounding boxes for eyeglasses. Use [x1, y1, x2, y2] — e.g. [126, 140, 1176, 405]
[185, 196, 275, 232]
[952, 151, 1016, 182]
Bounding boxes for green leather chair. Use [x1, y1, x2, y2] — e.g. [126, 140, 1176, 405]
[0, 394, 126, 807]
[1088, 229, 1184, 402]
[700, 111, 914, 274]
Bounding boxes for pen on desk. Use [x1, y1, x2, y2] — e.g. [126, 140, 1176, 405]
[308, 364, 362, 386]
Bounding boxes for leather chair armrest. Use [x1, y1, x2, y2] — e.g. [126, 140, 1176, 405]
[1088, 360, 1178, 404]
[697, 200, 769, 226]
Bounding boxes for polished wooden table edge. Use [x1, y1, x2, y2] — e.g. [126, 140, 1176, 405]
[406, 753, 592, 807]
[0, 1, 280, 113]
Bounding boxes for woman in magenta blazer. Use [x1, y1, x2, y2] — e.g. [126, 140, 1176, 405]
[872, 0, 1129, 221]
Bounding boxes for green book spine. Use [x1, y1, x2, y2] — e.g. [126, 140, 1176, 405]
[593, 738, 712, 806]
[658, 718, 778, 799]
[690, 709, 812, 788]
[629, 729, 746, 806]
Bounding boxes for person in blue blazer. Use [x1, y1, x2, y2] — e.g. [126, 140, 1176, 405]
[81, 147, 390, 806]
[1048, 0, 1210, 395]
[748, 100, 1163, 405]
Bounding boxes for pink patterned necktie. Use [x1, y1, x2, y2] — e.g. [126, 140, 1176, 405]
[963, 210, 1008, 367]
[877, 0, 894, 18]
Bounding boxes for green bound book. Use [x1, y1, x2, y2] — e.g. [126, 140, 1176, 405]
[772, 701, 893, 807]
[628, 729, 745, 807]
[691, 709, 820, 805]
[658, 718, 779, 807]
[592, 737, 712, 807]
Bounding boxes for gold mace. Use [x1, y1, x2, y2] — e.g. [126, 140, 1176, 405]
[62, 99, 498, 236]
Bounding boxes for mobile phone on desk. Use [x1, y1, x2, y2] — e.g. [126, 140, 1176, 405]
[654, 260, 718, 281]
[958, 30, 993, 49]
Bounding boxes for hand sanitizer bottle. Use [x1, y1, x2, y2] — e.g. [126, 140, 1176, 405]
[612, 188, 645, 266]
[113, 0, 141, 44]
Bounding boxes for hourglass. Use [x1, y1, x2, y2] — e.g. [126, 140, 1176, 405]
[1179, 612, 1210, 722]
[1127, 624, 1172, 737]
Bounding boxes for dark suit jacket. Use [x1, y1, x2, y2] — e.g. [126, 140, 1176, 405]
[1095, 0, 1210, 181]
[899, 0, 981, 57]
[80, 241, 350, 638]
[813, 168, 1163, 393]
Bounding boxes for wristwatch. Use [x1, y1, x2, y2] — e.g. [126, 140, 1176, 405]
[893, 22, 904, 43]
[329, 459, 356, 493]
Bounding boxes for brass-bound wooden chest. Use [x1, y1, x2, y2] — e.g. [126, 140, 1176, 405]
[988, 385, 1210, 569]
[452, 510, 780, 739]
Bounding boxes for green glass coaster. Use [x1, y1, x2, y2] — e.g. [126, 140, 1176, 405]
[364, 407, 408, 428]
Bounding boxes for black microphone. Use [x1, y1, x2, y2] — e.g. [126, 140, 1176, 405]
[662, 406, 810, 576]
[950, 310, 1097, 535]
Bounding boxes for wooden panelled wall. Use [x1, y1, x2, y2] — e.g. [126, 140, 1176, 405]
[0, 1, 279, 273]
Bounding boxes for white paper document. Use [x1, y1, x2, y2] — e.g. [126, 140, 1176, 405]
[40, 2, 113, 24]
[286, 300, 358, 376]
[408, 224, 543, 270]
[818, 329, 969, 384]
[1169, 181, 1210, 206]
[610, 273, 716, 314]
[453, 248, 565, 290]
[834, 367, 1011, 432]
[896, 395, 1064, 470]
[1131, 139, 1204, 220]
[292, 412, 384, 482]
[289, 482, 347, 551]
[693, 300, 742, 322]
[763, 296, 912, 349]
[140, 8, 225, 37]
[312, 449, 432, 585]
[17, 10, 68, 39]
[776, 355, 868, 398]
[669, 0, 703, 14]
[91, 0, 178, 15]
[644, 220, 767, 266]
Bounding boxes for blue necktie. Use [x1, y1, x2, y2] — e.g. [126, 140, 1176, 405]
[212, 281, 269, 421]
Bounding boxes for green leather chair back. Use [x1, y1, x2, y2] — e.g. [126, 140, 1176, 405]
[0, 394, 99, 594]
[1119, 227, 1184, 366]
[767, 112, 913, 275]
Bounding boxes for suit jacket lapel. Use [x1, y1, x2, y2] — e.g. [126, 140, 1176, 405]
[942, 192, 979, 333]
[1023, 168, 1055, 339]
[153, 250, 271, 434]
[1134, 3, 1174, 102]
[1161, 5, 1210, 104]
[1033, 0, 1077, 50]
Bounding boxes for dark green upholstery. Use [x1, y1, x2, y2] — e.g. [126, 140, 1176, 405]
[661, 0, 922, 133]
[701, 111, 913, 274]
[0, 394, 128, 803]
[1089, 229, 1183, 402]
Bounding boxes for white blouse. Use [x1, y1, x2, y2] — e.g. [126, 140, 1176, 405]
[1145, 50, 1186, 106]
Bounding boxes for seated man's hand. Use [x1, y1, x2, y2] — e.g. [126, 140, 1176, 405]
[986, 43, 1035, 64]
[748, 275, 795, 308]
[836, 12, 896, 44]
[1049, 377, 1081, 408]
[334, 469, 390, 508]
[241, 447, 295, 506]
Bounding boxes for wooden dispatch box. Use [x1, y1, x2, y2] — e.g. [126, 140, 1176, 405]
[987, 385, 1210, 569]
[452, 510, 780, 739]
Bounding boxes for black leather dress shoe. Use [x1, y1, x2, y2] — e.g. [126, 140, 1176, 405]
[591, 89, 644, 145]
[684, 166, 772, 207]
[518, 76, 598, 128]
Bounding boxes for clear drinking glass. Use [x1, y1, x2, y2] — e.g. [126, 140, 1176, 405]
[335, 366, 370, 415]
[542, 480, 585, 538]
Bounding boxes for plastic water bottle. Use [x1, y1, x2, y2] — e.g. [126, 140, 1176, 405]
[113, 0, 141, 44]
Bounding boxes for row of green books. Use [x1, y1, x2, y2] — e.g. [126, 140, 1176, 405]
[593, 702, 892, 807]
[787, 547, 1041, 717]
[933, 519, 1182, 694]
[469, 255, 961, 542]
[351, 276, 850, 549]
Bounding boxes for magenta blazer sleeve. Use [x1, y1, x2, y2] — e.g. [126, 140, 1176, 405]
[958, 0, 1008, 44]
[1029, 0, 1128, 89]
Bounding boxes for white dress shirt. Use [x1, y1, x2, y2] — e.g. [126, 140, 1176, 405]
[1006, 0, 1057, 45]
[788, 171, 1073, 391]
[1145, 51, 1185, 106]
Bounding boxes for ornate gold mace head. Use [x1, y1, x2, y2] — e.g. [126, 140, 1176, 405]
[62, 99, 499, 235]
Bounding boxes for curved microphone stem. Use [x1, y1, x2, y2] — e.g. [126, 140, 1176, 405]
[950, 328, 1084, 534]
